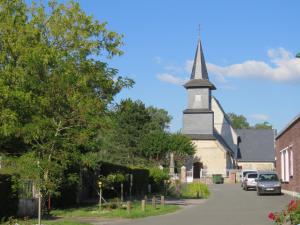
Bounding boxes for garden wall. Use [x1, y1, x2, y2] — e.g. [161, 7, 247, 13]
[0, 174, 18, 220]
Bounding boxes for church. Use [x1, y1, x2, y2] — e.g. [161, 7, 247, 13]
[182, 39, 239, 182]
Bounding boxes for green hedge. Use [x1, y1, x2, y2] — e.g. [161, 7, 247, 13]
[98, 162, 149, 199]
[0, 174, 18, 220]
[148, 167, 169, 194]
[180, 182, 210, 199]
[53, 162, 149, 207]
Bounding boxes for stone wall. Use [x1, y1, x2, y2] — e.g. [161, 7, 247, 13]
[17, 199, 38, 217]
[237, 162, 274, 170]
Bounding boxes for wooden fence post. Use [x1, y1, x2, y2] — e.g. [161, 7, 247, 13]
[127, 201, 131, 213]
[152, 196, 156, 209]
[141, 199, 146, 212]
[160, 195, 165, 206]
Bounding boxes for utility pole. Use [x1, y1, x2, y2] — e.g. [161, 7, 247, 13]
[169, 152, 175, 176]
[98, 181, 102, 211]
[37, 160, 41, 225]
[129, 174, 133, 201]
[121, 183, 124, 202]
[38, 191, 41, 225]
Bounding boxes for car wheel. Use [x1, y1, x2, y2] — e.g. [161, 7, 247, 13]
[245, 187, 248, 191]
[257, 191, 260, 196]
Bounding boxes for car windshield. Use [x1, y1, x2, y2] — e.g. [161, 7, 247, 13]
[243, 171, 253, 177]
[259, 174, 279, 181]
[248, 173, 257, 178]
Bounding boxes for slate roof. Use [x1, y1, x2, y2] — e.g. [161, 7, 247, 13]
[236, 129, 275, 162]
[183, 79, 216, 89]
[184, 39, 216, 90]
[190, 40, 208, 80]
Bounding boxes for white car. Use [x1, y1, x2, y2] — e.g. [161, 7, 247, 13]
[240, 170, 257, 188]
[243, 172, 258, 191]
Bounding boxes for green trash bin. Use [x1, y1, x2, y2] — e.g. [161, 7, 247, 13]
[212, 174, 223, 184]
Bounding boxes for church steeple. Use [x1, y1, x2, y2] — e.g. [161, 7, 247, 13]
[182, 37, 216, 139]
[184, 39, 216, 90]
[190, 40, 208, 80]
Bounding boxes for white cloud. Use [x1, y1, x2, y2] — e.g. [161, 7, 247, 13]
[157, 47, 300, 86]
[153, 56, 163, 64]
[219, 84, 237, 91]
[207, 48, 300, 82]
[185, 60, 193, 73]
[250, 114, 269, 121]
[157, 73, 188, 85]
[164, 64, 183, 73]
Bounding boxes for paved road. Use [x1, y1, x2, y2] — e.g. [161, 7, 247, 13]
[114, 184, 292, 225]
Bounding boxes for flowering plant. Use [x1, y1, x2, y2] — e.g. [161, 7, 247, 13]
[268, 200, 300, 225]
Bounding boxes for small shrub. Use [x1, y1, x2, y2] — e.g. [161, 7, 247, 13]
[149, 167, 169, 184]
[180, 183, 210, 199]
[102, 198, 121, 210]
[149, 167, 169, 193]
[167, 180, 181, 198]
[4, 217, 31, 225]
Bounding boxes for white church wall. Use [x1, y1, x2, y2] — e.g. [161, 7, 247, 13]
[212, 97, 238, 156]
[193, 140, 227, 176]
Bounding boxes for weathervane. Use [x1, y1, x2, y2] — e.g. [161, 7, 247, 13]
[198, 24, 201, 40]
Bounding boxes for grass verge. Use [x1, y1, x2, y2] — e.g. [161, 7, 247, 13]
[51, 202, 180, 219]
[1, 219, 92, 225]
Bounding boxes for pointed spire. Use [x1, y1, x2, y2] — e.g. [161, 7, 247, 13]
[190, 40, 209, 80]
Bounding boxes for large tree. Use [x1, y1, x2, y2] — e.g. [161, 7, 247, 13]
[112, 99, 178, 166]
[254, 121, 272, 129]
[0, 0, 132, 200]
[139, 131, 195, 166]
[113, 99, 151, 165]
[228, 113, 272, 129]
[227, 113, 250, 129]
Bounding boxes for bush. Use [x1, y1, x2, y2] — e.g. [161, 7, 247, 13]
[148, 167, 169, 194]
[180, 182, 210, 199]
[103, 198, 121, 210]
[0, 174, 19, 220]
[166, 180, 181, 198]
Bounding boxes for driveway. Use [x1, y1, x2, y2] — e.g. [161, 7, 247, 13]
[112, 184, 292, 225]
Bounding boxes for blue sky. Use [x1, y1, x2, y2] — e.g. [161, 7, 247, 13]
[54, 1, 300, 132]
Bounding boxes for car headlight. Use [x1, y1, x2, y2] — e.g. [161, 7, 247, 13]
[274, 184, 281, 187]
